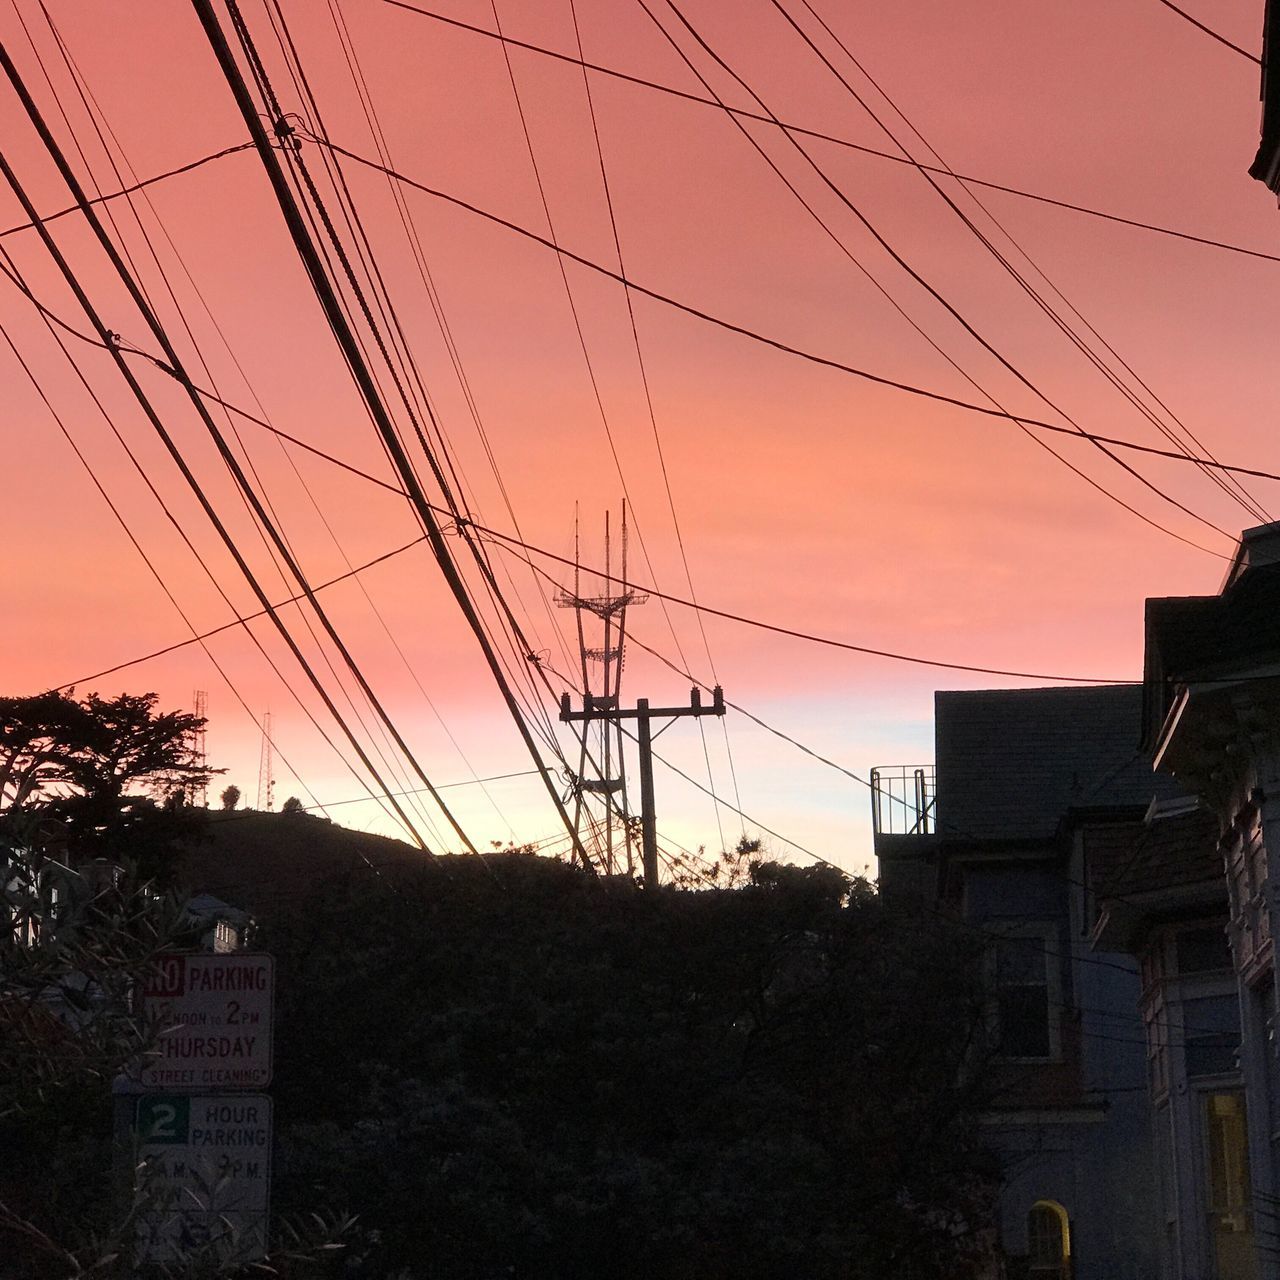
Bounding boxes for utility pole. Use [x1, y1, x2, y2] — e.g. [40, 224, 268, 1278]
[560, 686, 725, 888]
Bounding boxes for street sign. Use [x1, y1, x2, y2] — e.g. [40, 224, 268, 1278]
[134, 1093, 272, 1264]
[140, 954, 274, 1088]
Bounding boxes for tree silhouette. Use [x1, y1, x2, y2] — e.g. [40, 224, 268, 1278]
[264, 853, 999, 1278]
[220, 784, 241, 811]
[0, 691, 215, 880]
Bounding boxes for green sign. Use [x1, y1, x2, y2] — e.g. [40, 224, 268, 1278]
[135, 1095, 190, 1145]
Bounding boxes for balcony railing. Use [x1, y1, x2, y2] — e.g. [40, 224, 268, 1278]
[870, 765, 936, 836]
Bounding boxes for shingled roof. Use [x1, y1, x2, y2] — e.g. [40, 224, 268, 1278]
[935, 685, 1175, 843]
[1101, 806, 1221, 902]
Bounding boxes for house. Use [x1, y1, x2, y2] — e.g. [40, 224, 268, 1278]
[1092, 799, 1252, 1280]
[1139, 519, 1280, 1279]
[874, 684, 1171, 1279]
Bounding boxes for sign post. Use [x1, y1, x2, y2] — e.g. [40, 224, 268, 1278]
[126, 952, 276, 1263]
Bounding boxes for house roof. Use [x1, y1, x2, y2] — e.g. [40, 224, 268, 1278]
[935, 685, 1174, 842]
[1142, 524, 1280, 749]
[1101, 805, 1222, 902]
[1251, 0, 1280, 193]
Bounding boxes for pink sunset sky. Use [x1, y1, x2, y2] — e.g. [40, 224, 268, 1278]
[0, 0, 1275, 873]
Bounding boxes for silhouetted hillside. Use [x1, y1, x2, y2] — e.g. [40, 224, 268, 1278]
[177, 809, 427, 915]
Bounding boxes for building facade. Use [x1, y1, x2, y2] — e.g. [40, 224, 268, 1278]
[1140, 521, 1280, 1280]
[875, 684, 1168, 1279]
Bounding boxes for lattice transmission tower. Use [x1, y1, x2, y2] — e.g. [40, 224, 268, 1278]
[556, 506, 647, 874]
[191, 690, 209, 807]
[256, 711, 274, 812]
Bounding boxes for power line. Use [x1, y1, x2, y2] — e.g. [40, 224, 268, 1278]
[490, 0, 727, 853]
[776, 0, 1270, 528]
[254, 0, 571, 779]
[48, 492, 1140, 691]
[648, 0, 1234, 553]
[0, 141, 255, 240]
[258, 0, 572, 797]
[48, 1, 492, 844]
[0, 43, 450, 854]
[300, 139, 1276, 508]
[5, 144, 1276, 501]
[1152, 0, 1260, 61]
[321, 0, 583, 709]
[481, 526, 1138, 684]
[26, 2, 443, 846]
[619, 622, 1250, 1045]
[0, 284, 351, 826]
[53, 536, 428, 691]
[194, 0, 588, 866]
[567, 0, 743, 841]
[379, 0, 1280, 263]
[312, 0, 575, 839]
[295, 768, 540, 811]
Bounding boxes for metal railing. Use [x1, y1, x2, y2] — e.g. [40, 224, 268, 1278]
[870, 765, 936, 836]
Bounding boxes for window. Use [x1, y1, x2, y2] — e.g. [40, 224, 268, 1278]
[993, 930, 1057, 1059]
[1028, 1200, 1071, 1277]
[1204, 1092, 1257, 1279]
[1183, 994, 1241, 1079]
[1176, 926, 1231, 976]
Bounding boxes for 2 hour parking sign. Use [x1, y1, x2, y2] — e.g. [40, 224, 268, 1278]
[134, 1093, 272, 1264]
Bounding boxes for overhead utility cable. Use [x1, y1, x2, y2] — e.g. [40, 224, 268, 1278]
[24, 20, 481, 853]
[260, 0, 564, 764]
[322, 0, 582, 704]
[0, 251, 401, 825]
[0, 44, 450, 854]
[0, 313, 333, 820]
[298, 141, 1276, 509]
[0, 142, 254, 241]
[55, 536, 427, 691]
[0, 240, 404, 832]
[566, 0, 744, 835]
[6, 154, 1273, 508]
[192, 0, 588, 866]
[29, 5, 448, 842]
[257, 0, 567, 782]
[490, 532, 1135, 684]
[776, 0, 1270, 525]
[379, 1, 1280, 265]
[625, 0, 1231, 559]
[255, 0, 571, 766]
[1152, 0, 1260, 61]
[647, 0, 1234, 550]
[610, 635, 1245, 1032]
[13, 23, 448, 847]
[489, 0, 726, 849]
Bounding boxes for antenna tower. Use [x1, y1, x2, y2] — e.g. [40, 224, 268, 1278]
[191, 690, 209, 807]
[556, 505, 647, 873]
[256, 711, 275, 812]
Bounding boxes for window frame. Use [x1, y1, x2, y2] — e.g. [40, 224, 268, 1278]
[1027, 1198, 1071, 1277]
[987, 923, 1063, 1063]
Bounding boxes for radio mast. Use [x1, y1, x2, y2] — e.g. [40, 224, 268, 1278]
[256, 711, 275, 812]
